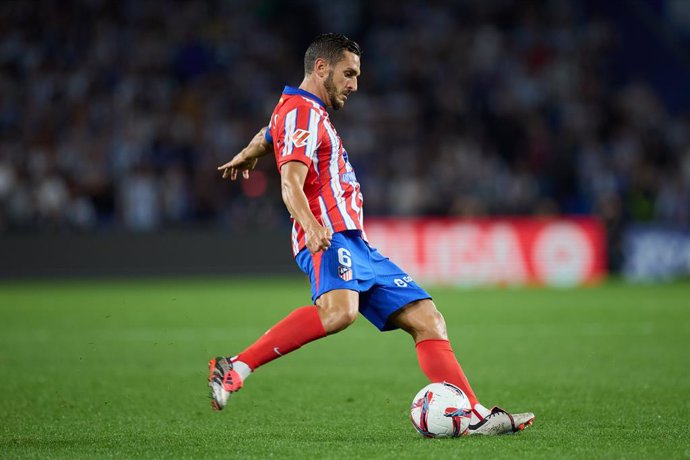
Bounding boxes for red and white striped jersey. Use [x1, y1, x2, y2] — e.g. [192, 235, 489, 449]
[266, 86, 366, 256]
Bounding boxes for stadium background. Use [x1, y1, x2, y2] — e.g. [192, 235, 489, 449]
[2, 1, 690, 458]
[1, 0, 689, 281]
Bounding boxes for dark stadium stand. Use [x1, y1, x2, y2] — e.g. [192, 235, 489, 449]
[0, 0, 688, 276]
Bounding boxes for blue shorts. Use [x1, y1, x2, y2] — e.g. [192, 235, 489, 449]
[295, 230, 431, 331]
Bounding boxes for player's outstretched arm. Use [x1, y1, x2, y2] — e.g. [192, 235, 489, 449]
[218, 127, 272, 180]
[280, 161, 332, 254]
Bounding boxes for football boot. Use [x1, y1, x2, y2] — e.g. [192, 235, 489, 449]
[468, 406, 535, 435]
[208, 356, 243, 411]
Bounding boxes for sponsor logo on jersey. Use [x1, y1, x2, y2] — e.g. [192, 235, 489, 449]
[290, 128, 311, 148]
[341, 171, 357, 184]
[338, 265, 353, 281]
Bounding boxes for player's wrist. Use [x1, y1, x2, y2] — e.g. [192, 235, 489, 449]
[302, 218, 323, 234]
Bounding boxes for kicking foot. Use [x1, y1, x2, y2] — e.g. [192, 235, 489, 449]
[208, 356, 243, 411]
[468, 406, 535, 435]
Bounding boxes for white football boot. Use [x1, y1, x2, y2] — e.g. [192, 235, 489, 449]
[468, 406, 535, 435]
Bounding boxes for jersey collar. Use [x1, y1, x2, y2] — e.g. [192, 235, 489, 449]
[283, 86, 326, 109]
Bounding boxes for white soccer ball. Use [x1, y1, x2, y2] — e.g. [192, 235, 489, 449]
[410, 382, 472, 438]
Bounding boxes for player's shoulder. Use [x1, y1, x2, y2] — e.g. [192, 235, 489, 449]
[271, 96, 327, 137]
[276, 93, 324, 114]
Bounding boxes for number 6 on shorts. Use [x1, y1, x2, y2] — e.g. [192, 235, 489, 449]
[337, 248, 352, 267]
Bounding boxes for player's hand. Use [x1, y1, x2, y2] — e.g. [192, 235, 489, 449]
[217, 152, 259, 180]
[305, 222, 332, 254]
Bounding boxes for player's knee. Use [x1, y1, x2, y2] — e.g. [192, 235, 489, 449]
[396, 299, 448, 341]
[316, 290, 359, 335]
[429, 306, 448, 338]
[319, 303, 358, 334]
[334, 305, 359, 333]
[417, 300, 447, 338]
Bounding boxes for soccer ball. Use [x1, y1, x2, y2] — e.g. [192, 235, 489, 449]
[410, 382, 472, 438]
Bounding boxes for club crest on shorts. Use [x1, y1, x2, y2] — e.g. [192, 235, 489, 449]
[338, 265, 353, 281]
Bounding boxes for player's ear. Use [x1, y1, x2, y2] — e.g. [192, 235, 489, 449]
[314, 58, 329, 79]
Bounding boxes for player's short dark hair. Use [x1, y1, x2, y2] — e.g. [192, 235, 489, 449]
[304, 33, 361, 74]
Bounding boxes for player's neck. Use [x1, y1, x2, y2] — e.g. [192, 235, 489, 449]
[299, 77, 330, 108]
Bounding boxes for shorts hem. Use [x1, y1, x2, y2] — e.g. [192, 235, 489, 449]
[312, 286, 363, 304]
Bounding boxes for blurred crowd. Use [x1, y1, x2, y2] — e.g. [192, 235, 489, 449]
[0, 0, 688, 241]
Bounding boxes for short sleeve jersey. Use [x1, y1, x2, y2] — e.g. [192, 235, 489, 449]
[266, 86, 366, 256]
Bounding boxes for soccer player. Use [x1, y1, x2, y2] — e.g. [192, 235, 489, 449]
[213, 33, 534, 435]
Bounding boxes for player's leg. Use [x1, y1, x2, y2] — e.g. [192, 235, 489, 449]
[361, 245, 535, 434]
[208, 303, 327, 410]
[389, 299, 534, 434]
[209, 289, 358, 410]
[209, 232, 366, 410]
[232, 236, 362, 371]
[380, 298, 534, 434]
[232, 288, 358, 371]
[387, 299, 480, 409]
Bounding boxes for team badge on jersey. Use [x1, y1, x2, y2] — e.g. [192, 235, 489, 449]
[338, 265, 353, 281]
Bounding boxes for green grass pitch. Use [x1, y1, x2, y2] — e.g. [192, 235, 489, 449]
[1, 277, 689, 459]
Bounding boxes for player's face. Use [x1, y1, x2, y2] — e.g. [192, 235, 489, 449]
[324, 51, 360, 110]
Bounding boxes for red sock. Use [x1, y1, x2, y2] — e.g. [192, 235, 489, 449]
[415, 339, 479, 407]
[235, 306, 326, 371]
